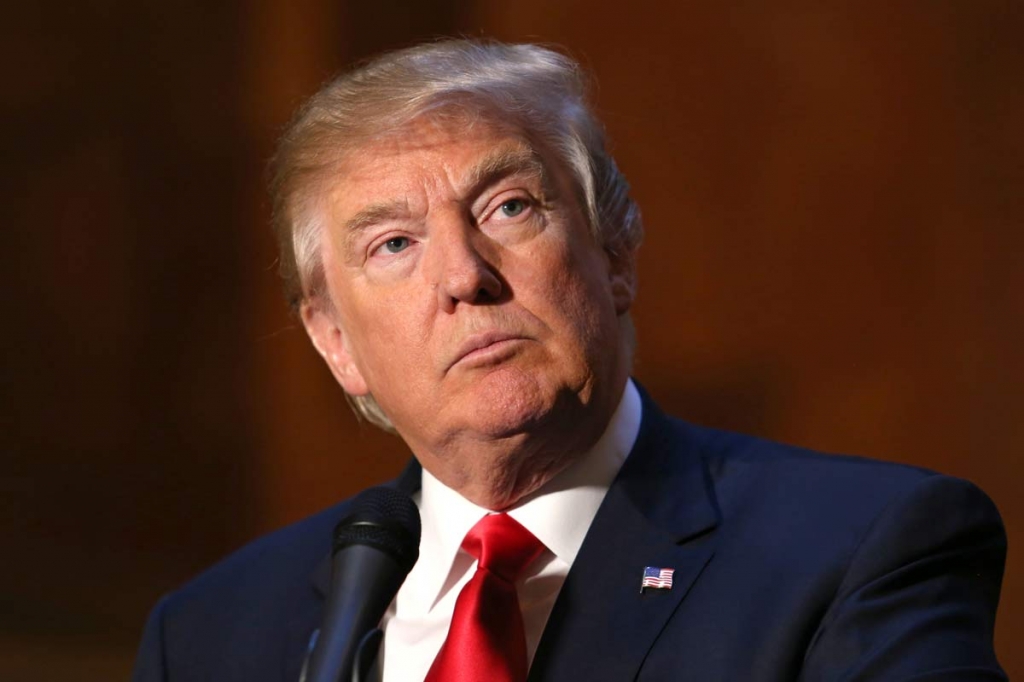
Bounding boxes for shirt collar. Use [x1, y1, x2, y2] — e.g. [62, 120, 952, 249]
[412, 379, 642, 610]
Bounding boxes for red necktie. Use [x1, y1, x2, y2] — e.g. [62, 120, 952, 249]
[424, 513, 545, 682]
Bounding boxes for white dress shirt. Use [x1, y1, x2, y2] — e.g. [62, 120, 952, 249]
[378, 380, 642, 682]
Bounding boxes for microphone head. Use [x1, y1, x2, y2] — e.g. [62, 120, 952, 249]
[333, 487, 421, 575]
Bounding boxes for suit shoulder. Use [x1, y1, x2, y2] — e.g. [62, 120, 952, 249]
[160, 497, 352, 624]
[133, 499, 354, 681]
[669, 416, 944, 495]
[654, 415, 1003, 543]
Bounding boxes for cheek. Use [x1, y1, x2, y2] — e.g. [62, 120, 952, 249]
[523, 242, 614, 352]
[336, 290, 428, 378]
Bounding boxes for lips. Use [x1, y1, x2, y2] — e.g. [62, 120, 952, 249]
[448, 330, 527, 370]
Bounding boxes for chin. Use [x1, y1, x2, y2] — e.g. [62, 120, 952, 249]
[474, 392, 552, 439]
[455, 366, 592, 440]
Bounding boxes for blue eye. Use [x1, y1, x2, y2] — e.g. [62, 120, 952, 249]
[499, 199, 526, 217]
[383, 237, 410, 253]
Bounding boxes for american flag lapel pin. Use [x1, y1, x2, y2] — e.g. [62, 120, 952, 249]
[640, 566, 675, 593]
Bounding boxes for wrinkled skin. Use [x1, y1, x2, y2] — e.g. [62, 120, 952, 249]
[302, 116, 636, 509]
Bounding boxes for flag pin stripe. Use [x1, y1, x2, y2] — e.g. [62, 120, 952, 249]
[640, 566, 675, 593]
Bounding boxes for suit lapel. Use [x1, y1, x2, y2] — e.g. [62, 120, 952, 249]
[529, 391, 719, 682]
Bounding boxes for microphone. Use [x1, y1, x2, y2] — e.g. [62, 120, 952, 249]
[303, 487, 421, 682]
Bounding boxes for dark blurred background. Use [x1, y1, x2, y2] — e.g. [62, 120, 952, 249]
[4, 1, 1021, 679]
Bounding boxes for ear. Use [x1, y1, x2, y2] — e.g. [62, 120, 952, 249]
[300, 298, 370, 396]
[606, 245, 637, 315]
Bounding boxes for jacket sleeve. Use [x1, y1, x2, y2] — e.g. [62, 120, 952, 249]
[800, 475, 1007, 681]
[132, 594, 171, 682]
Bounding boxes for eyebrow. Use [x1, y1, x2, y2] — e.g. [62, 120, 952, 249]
[341, 199, 409, 255]
[340, 144, 552, 255]
[463, 145, 550, 198]
[343, 200, 408, 235]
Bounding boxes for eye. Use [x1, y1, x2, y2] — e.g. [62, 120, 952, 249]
[499, 198, 527, 218]
[382, 237, 410, 254]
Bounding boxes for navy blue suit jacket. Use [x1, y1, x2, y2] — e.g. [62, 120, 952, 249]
[133, 391, 1006, 680]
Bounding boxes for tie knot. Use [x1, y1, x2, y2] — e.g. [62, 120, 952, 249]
[462, 513, 544, 582]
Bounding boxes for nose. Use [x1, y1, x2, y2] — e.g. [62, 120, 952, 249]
[427, 221, 502, 313]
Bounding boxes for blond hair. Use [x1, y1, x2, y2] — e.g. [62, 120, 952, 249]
[269, 39, 642, 430]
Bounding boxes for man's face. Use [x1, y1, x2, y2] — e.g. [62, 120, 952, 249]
[303, 115, 635, 500]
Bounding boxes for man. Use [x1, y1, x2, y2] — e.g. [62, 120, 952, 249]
[133, 40, 1006, 681]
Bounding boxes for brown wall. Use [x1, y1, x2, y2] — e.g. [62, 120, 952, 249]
[4, 2, 1020, 679]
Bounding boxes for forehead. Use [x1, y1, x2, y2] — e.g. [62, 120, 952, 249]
[340, 115, 545, 186]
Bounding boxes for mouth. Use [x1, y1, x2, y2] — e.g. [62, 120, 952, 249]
[448, 331, 529, 371]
